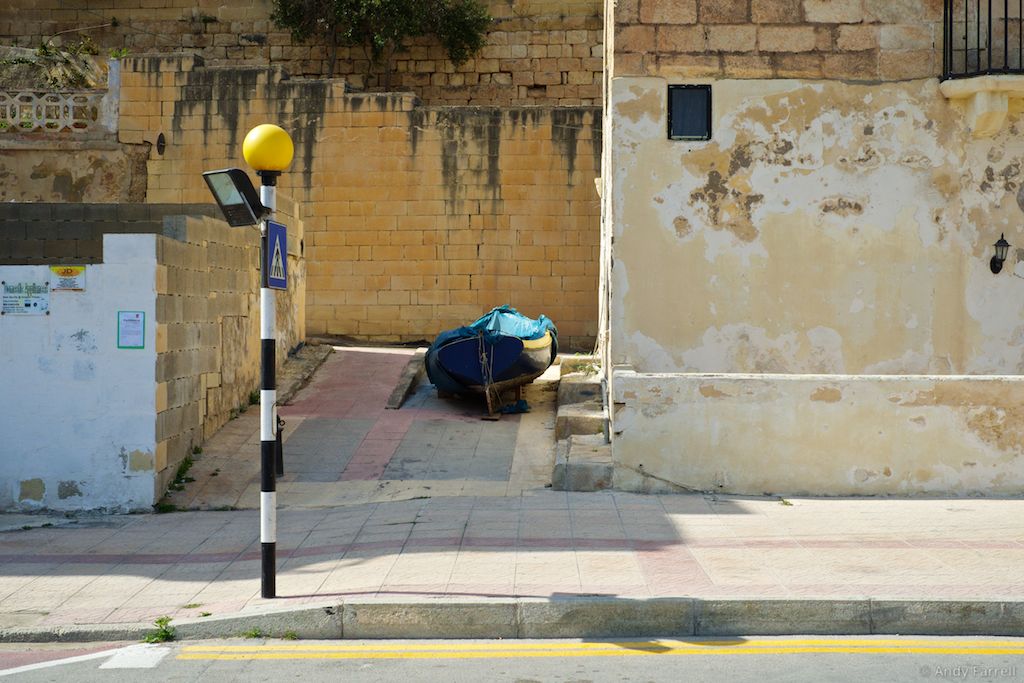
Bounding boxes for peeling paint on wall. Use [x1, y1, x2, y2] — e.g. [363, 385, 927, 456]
[611, 77, 1024, 376]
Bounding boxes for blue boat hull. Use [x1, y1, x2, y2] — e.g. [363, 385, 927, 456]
[425, 306, 558, 397]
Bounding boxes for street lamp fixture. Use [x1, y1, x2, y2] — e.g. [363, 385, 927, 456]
[991, 233, 1011, 274]
[202, 168, 266, 227]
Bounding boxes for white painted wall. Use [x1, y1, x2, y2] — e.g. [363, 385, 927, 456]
[0, 234, 157, 511]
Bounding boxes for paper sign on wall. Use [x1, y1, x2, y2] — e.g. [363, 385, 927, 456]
[2, 280, 50, 315]
[117, 311, 145, 349]
[50, 266, 86, 291]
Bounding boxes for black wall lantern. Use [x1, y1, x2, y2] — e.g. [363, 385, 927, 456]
[991, 233, 1010, 274]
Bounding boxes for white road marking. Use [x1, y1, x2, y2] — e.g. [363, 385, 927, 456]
[98, 643, 170, 669]
[0, 645, 128, 677]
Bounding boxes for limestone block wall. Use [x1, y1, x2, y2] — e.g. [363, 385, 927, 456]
[155, 208, 305, 497]
[613, 0, 942, 80]
[119, 56, 600, 348]
[1, 0, 603, 106]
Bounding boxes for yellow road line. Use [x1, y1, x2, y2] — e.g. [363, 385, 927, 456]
[181, 639, 1024, 653]
[177, 642, 1024, 661]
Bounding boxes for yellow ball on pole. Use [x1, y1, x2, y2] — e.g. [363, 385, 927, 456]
[242, 124, 294, 172]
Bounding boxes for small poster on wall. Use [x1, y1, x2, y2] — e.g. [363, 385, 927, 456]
[49, 266, 86, 291]
[117, 311, 145, 349]
[1, 280, 50, 315]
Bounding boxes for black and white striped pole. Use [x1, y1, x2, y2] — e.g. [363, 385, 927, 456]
[242, 124, 294, 600]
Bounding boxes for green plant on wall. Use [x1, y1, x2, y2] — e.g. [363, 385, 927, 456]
[270, 0, 491, 87]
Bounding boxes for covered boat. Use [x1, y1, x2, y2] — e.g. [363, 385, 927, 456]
[426, 305, 558, 413]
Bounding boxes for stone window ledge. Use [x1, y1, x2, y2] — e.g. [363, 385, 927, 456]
[940, 74, 1024, 138]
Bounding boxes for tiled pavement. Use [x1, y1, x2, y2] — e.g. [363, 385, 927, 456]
[165, 346, 557, 510]
[3, 494, 1024, 630]
[3, 345, 1024, 632]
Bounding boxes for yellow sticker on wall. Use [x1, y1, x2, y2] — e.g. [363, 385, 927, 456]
[49, 265, 86, 291]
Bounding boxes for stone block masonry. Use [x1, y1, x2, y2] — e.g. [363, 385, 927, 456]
[614, 0, 943, 80]
[120, 56, 600, 349]
[0, 0, 603, 106]
[155, 208, 305, 497]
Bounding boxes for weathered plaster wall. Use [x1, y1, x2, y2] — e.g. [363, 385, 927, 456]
[120, 55, 600, 347]
[612, 371, 1024, 496]
[607, 75, 1024, 494]
[610, 76, 1024, 376]
[0, 235, 157, 511]
[0, 144, 149, 203]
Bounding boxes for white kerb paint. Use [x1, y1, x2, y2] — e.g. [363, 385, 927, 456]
[98, 644, 171, 669]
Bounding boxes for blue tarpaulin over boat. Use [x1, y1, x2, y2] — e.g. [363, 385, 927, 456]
[426, 305, 558, 396]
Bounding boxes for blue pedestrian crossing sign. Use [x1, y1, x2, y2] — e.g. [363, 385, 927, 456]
[266, 220, 288, 290]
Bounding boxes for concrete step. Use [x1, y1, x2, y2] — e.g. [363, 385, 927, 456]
[558, 354, 598, 377]
[554, 400, 606, 440]
[552, 434, 612, 492]
[557, 371, 602, 405]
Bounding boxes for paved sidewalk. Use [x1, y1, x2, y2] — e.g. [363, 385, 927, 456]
[164, 345, 556, 510]
[3, 344, 1024, 639]
[1, 493, 1024, 636]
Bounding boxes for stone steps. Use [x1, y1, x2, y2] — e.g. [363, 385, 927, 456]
[551, 355, 611, 491]
[552, 434, 612, 491]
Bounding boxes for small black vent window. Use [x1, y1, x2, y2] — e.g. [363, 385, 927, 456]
[668, 85, 711, 141]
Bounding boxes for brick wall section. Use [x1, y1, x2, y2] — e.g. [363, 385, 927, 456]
[614, 0, 943, 80]
[1, 0, 603, 106]
[119, 57, 600, 349]
[0, 203, 219, 265]
[155, 208, 304, 494]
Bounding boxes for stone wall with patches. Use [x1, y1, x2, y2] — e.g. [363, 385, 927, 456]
[0, 235, 158, 512]
[0, 205, 305, 511]
[120, 55, 600, 348]
[1, 0, 603, 106]
[605, 37, 1024, 492]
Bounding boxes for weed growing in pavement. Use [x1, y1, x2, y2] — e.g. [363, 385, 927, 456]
[200, 612, 212, 618]
[243, 628, 264, 639]
[143, 616, 175, 643]
[282, 630, 299, 640]
[168, 457, 195, 492]
[183, 603, 201, 609]
[192, 445, 203, 455]
[41, 523, 52, 527]
[779, 498, 793, 506]
[249, 389, 260, 405]
[153, 502, 177, 514]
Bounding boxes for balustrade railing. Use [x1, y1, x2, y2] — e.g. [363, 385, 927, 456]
[0, 91, 103, 134]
